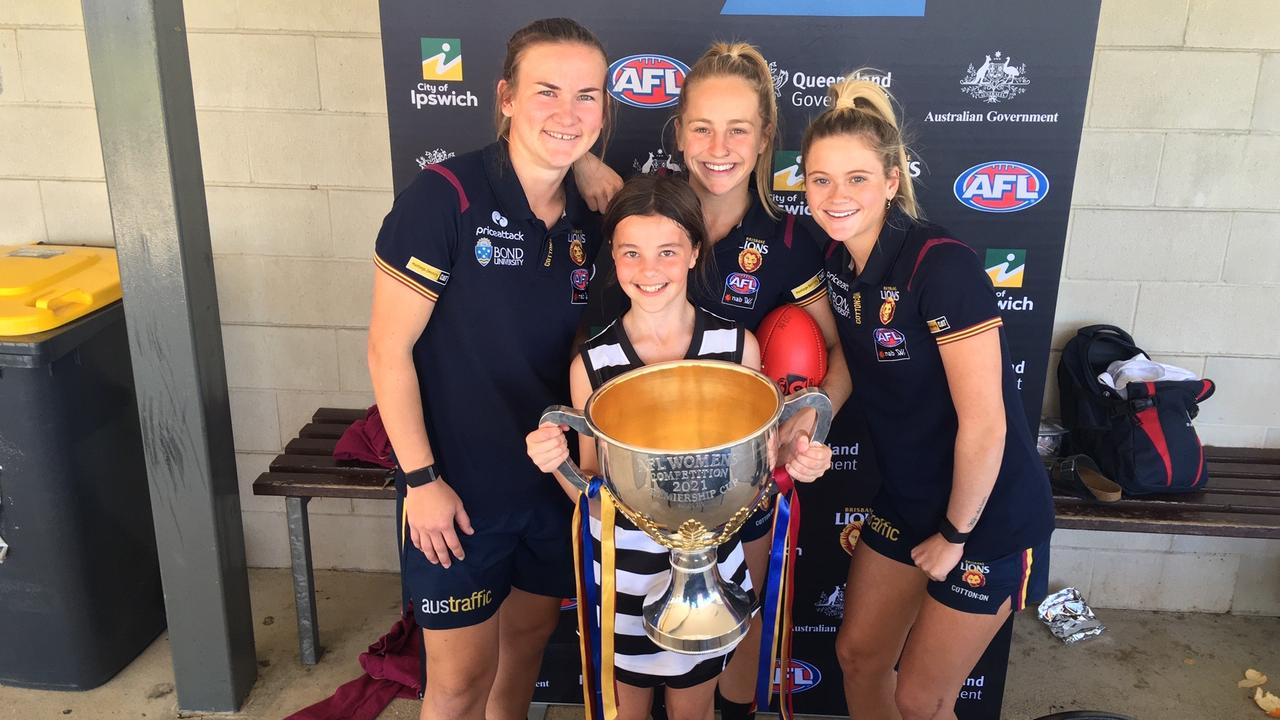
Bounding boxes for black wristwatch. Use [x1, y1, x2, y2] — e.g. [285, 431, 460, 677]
[404, 463, 442, 488]
[938, 516, 970, 544]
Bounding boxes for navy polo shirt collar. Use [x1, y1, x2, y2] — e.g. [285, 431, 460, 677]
[851, 205, 911, 290]
[481, 140, 586, 230]
[737, 195, 774, 238]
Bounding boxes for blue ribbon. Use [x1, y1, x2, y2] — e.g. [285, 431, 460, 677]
[755, 490, 792, 712]
[580, 477, 605, 719]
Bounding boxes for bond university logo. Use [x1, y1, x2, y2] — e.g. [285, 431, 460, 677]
[773, 151, 804, 191]
[961, 50, 1028, 103]
[421, 38, 463, 81]
[985, 249, 1026, 288]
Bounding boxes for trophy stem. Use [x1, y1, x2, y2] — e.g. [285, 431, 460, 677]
[641, 548, 754, 655]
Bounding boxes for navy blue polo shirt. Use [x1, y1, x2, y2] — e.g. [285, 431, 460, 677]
[373, 141, 602, 521]
[822, 207, 1053, 558]
[692, 197, 827, 330]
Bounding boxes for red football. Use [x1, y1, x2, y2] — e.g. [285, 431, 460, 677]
[756, 305, 827, 395]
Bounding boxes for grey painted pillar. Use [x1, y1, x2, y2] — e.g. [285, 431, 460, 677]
[80, 0, 257, 711]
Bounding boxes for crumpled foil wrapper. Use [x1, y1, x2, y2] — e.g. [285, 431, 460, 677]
[1037, 587, 1105, 644]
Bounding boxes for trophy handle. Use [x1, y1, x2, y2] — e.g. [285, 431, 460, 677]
[780, 387, 833, 446]
[539, 405, 594, 493]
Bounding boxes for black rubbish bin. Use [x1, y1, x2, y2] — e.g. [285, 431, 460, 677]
[0, 244, 165, 690]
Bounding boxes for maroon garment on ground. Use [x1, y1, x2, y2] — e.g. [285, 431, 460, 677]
[284, 612, 422, 720]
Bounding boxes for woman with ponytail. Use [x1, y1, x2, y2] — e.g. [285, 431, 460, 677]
[802, 76, 1053, 720]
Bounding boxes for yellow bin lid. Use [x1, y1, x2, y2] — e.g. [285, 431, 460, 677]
[0, 244, 122, 337]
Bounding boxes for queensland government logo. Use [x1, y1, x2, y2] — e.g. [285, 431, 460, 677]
[767, 61, 891, 108]
[954, 161, 1048, 213]
[961, 50, 1028, 103]
[608, 54, 689, 108]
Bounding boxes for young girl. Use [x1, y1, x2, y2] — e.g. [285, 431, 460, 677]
[802, 77, 1054, 720]
[526, 174, 833, 720]
[367, 19, 610, 720]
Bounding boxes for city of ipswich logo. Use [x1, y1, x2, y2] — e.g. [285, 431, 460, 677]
[960, 560, 990, 588]
[569, 232, 587, 266]
[815, 584, 845, 618]
[772, 150, 804, 191]
[961, 50, 1029, 104]
[421, 38, 463, 81]
[985, 248, 1026, 288]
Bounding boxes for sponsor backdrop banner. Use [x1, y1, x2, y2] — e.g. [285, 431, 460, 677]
[380, 2, 1099, 716]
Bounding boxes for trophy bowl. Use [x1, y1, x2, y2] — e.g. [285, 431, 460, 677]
[541, 359, 831, 655]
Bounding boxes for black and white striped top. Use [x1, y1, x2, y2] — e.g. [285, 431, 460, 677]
[581, 307, 753, 677]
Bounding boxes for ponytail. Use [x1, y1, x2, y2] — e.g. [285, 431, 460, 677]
[802, 71, 919, 219]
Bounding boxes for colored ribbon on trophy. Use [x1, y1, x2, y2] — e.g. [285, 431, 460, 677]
[572, 476, 620, 720]
[755, 467, 802, 719]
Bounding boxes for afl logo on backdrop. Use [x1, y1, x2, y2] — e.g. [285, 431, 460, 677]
[773, 658, 822, 693]
[954, 161, 1048, 213]
[608, 54, 690, 108]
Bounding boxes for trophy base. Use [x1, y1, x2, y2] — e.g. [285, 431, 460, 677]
[642, 548, 755, 655]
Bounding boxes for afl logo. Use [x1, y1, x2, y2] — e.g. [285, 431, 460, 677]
[873, 328, 906, 348]
[773, 658, 822, 693]
[560, 598, 577, 612]
[474, 237, 493, 266]
[727, 272, 760, 294]
[608, 54, 690, 108]
[954, 161, 1049, 213]
[571, 268, 590, 291]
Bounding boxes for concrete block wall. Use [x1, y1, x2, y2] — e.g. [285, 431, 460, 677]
[1, 0, 1276, 610]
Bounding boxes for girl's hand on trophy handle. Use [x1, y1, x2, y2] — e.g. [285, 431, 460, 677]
[784, 434, 833, 483]
[526, 422, 571, 474]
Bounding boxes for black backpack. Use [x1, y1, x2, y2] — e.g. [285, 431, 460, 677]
[1057, 325, 1215, 495]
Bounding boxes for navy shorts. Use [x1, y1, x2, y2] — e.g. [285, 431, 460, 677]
[860, 499, 1050, 615]
[396, 473, 575, 630]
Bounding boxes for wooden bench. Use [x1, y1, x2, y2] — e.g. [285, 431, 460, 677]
[254, 407, 1280, 664]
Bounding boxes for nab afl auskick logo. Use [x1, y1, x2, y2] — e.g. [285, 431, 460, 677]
[608, 54, 689, 108]
[954, 161, 1048, 213]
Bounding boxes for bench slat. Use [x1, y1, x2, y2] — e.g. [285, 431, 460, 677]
[298, 422, 352, 439]
[1204, 446, 1280, 465]
[313, 407, 368, 424]
[1207, 462, 1280, 480]
[253, 472, 396, 500]
[1052, 489, 1280, 513]
[1055, 502, 1280, 538]
[285, 437, 340, 456]
[269, 454, 393, 479]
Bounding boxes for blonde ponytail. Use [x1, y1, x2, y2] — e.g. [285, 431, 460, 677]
[805, 71, 919, 219]
[677, 41, 783, 219]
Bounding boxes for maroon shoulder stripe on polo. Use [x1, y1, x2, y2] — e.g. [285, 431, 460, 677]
[783, 213, 795, 249]
[425, 164, 469, 213]
[907, 237, 971, 292]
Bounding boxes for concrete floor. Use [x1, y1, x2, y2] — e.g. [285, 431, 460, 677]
[1, 569, 1275, 719]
